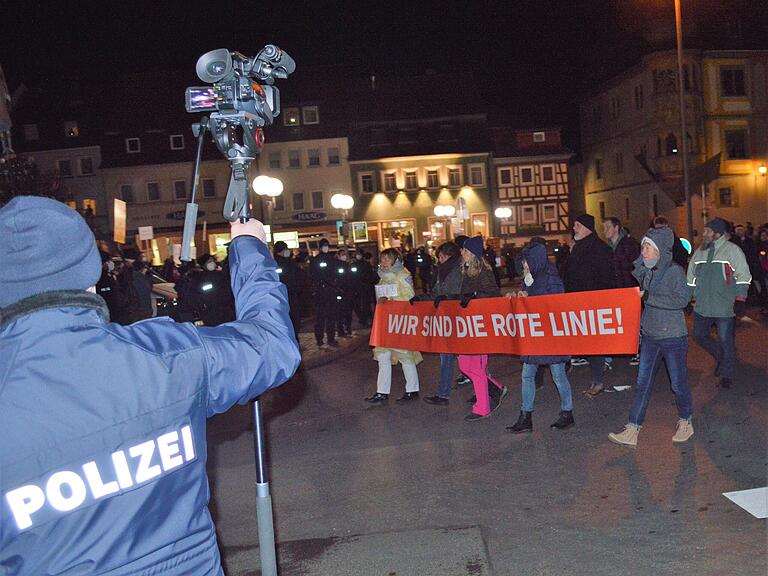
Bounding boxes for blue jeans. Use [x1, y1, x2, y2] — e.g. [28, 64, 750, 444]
[587, 356, 605, 384]
[521, 362, 573, 412]
[692, 313, 735, 379]
[628, 335, 692, 427]
[436, 353, 455, 398]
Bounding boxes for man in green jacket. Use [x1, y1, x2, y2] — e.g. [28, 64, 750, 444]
[687, 217, 751, 388]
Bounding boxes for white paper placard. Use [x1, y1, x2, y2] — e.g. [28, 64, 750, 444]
[138, 226, 154, 241]
[723, 487, 768, 519]
[375, 284, 399, 299]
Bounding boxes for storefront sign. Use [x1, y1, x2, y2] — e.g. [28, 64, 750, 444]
[273, 231, 299, 249]
[350, 221, 369, 243]
[292, 211, 326, 222]
[167, 209, 206, 221]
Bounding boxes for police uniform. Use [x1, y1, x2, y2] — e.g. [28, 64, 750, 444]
[274, 247, 303, 336]
[0, 217, 300, 575]
[334, 257, 354, 336]
[309, 248, 339, 345]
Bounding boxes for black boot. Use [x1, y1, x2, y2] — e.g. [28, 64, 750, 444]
[506, 411, 533, 434]
[396, 391, 419, 404]
[365, 392, 388, 404]
[550, 410, 575, 430]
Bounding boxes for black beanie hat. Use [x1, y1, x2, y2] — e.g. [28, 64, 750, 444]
[705, 217, 729, 236]
[575, 213, 596, 232]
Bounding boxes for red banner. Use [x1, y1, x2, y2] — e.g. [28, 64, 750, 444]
[369, 288, 641, 356]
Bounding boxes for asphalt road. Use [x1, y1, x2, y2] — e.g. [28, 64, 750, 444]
[208, 311, 768, 576]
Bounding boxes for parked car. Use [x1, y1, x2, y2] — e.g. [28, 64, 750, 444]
[148, 271, 178, 318]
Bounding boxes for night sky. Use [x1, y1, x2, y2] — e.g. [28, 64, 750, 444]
[1, 0, 760, 146]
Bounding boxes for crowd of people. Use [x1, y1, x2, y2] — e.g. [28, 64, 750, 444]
[96, 211, 765, 447]
[362, 212, 761, 449]
[0, 192, 764, 573]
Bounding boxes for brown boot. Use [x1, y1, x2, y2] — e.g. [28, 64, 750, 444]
[608, 424, 639, 447]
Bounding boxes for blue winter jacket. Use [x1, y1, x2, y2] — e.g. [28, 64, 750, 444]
[519, 243, 570, 365]
[0, 235, 300, 575]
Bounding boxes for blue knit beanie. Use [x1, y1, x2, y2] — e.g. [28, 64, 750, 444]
[0, 196, 102, 308]
[463, 236, 484, 259]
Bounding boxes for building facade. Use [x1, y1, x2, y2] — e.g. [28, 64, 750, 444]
[350, 153, 492, 250]
[491, 127, 574, 245]
[258, 136, 352, 247]
[580, 49, 768, 241]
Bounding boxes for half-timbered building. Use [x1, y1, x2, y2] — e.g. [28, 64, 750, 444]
[491, 127, 574, 244]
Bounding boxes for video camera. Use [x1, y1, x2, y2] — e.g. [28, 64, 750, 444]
[185, 46, 294, 123]
[180, 45, 295, 261]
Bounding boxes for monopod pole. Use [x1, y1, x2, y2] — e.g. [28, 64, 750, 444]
[252, 398, 278, 575]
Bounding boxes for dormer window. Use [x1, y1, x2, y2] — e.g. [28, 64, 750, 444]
[283, 107, 300, 126]
[64, 121, 79, 138]
[170, 134, 185, 150]
[126, 138, 141, 153]
[302, 106, 319, 124]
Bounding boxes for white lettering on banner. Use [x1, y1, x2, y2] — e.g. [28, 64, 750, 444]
[421, 316, 454, 338]
[408, 308, 628, 340]
[4, 424, 196, 531]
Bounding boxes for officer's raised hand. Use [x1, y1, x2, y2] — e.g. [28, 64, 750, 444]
[230, 218, 267, 243]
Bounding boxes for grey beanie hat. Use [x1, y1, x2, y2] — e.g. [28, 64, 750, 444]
[0, 196, 102, 308]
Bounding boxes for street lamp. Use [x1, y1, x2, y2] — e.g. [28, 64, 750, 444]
[252, 175, 284, 229]
[331, 193, 354, 244]
[674, 0, 693, 243]
[494, 207, 512, 241]
[433, 204, 456, 241]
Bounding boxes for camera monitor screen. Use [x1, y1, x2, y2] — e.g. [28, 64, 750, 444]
[185, 87, 217, 112]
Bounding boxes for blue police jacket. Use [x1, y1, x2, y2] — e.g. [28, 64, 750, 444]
[0, 235, 300, 575]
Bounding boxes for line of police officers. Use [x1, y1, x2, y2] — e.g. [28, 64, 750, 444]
[283, 237, 377, 347]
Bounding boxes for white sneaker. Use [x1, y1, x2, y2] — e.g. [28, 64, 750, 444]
[571, 358, 589, 367]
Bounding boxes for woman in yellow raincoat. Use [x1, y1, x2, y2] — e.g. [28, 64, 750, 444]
[365, 248, 422, 404]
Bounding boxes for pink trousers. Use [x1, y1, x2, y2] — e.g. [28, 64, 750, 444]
[458, 354, 502, 416]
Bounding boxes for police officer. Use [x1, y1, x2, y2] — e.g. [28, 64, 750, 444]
[334, 248, 354, 337]
[309, 238, 339, 347]
[483, 241, 501, 287]
[273, 240, 303, 336]
[0, 196, 300, 574]
[350, 248, 374, 326]
[186, 254, 235, 326]
[415, 246, 434, 292]
[96, 252, 125, 322]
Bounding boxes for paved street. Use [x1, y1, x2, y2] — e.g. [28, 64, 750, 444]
[209, 309, 767, 576]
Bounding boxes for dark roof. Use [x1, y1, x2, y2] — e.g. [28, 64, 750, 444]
[490, 127, 572, 158]
[346, 73, 488, 123]
[8, 68, 510, 165]
[343, 72, 493, 161]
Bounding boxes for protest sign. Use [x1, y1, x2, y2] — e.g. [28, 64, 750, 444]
[374, 284, 399, 299]
[369, 288, 641, 356]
